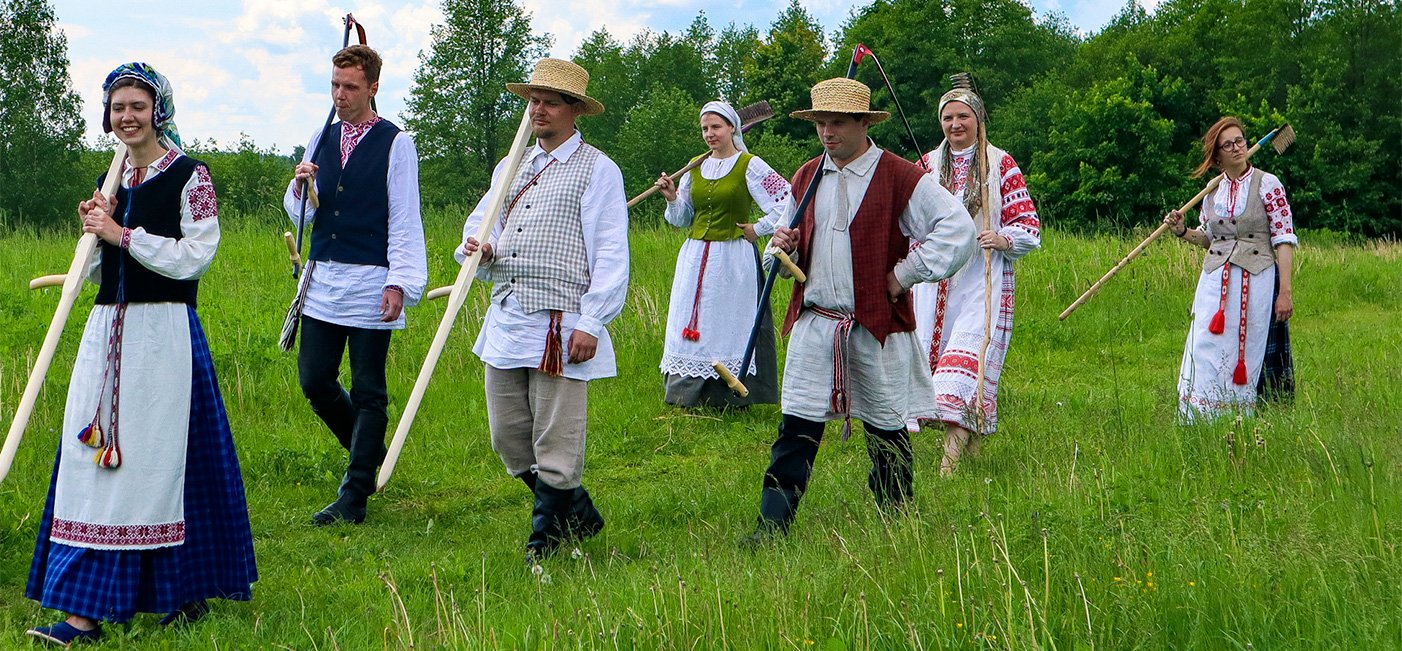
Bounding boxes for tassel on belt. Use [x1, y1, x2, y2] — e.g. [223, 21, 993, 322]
[809, 306, 857, 441]
[1208, 264, 1251, 386]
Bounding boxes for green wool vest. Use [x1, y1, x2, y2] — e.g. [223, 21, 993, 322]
[687, 153, 753, 241]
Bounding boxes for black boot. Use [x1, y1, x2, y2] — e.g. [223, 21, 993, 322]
[312, 410, 387, 525]
[866, 424, 914, 511]
[525, 481, 574, 562]
[562, 486, 605, 540]
[743, 415, 823, 546]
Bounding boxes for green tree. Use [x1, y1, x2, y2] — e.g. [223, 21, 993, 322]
[614, 84, 704, 222]
[742, 0, 829, 142]
[0, 0, 85, 226]
[1029, 62, 1191, 230]
[713, 23, 761, 103]
[402, 0, 549, 207]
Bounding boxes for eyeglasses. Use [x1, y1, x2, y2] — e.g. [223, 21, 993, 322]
[1218, 136, 1247, 151]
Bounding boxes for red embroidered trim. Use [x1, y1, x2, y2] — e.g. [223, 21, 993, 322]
[51, 518, 185, 546]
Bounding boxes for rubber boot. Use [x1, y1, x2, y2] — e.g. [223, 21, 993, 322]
[563, 486, 605, 540]
[525, 481, 574, 562]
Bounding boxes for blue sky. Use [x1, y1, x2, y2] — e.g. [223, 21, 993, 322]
[54, 1, 1144, 154]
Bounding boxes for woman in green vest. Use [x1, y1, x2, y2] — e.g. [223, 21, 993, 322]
[653, 101, 792, 408]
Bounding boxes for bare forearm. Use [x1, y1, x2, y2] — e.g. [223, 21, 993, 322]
[1275, 244, 1294, 294]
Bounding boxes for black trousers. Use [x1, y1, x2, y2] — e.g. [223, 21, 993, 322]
[757, 414, 914, 530]
[297, 316, 391, 453]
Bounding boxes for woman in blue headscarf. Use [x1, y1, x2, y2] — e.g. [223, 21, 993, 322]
[23, 63, 257, 646]
[652, 100, 793, 408]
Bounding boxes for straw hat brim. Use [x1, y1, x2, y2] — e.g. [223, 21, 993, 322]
[506, 83, 605, 115]
[790, 109, 891, 124]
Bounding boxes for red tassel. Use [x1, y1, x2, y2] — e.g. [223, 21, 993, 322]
[538, 311, 564, 377]
[1233, 357, 1248, 385]
[1208, 309, 1225, 335]
[681, 328, 699, 341]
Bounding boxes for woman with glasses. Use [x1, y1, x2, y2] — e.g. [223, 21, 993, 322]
[1164, 117, 1298, 422]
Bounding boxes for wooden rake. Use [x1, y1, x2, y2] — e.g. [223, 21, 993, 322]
[1058, 124, 1296, 321]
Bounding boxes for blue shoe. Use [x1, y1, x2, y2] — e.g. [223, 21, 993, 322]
[25, 621, 102, 646]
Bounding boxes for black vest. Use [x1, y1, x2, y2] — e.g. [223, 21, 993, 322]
[308, 119, 400, 267]
[95, 155, 204, 307]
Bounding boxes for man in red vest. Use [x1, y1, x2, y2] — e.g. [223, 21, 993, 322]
[745, 78, 976, 542]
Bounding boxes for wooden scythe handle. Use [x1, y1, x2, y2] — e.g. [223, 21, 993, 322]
[1, 144, 128, 484]
[767, 248, 807, 283]
[28, 275, 67, 290]
[302, 177, 319, 209]
[713, 361, 748, 398]
[376, 109, 536, 491]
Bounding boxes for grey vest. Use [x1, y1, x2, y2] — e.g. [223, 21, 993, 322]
[1201, 170, 1275, 274]
[488, 143, 600, 313]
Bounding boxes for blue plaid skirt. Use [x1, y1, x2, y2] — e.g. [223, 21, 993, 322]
[26, 307, 257, 623]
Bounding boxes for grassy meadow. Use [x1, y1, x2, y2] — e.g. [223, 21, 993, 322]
[0, 209, 1398, 650]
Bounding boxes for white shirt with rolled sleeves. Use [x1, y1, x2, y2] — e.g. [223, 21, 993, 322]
[457, 131, 630, 381]
[282, 122, 429, 330]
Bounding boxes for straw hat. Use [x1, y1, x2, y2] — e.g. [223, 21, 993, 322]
[790, 78, 890, 123]
[507, 58, 605, 115]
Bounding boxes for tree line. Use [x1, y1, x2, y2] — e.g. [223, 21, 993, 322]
[2, 0, 1398, 237]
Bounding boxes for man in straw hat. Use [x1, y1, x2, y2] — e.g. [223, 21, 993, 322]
[458, 57, 628, 563]
[284, 44, 428, 526]
[744, 78, 975, 543]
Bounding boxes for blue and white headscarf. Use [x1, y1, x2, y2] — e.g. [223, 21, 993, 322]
[102, 62, 182, 151]
[701, 100, 746, 153]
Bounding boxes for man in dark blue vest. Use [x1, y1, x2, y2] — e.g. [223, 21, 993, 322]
[283, 45, 428, 525]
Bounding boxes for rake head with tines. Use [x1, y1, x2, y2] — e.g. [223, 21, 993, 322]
[737, 100, 774, 132]
[949, 72, 980, 96]
[1267, 124, 1296, 154]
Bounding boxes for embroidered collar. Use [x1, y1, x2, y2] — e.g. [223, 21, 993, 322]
[122, 149, 180, 184]
[341, 115, 381, 138]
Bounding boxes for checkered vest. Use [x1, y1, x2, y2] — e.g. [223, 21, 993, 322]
[488, 143, 601, 313]
[781, 150, 925, 345]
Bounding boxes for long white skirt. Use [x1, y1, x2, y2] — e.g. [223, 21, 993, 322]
[660, 237, 763, 379]
[1177, 264, 1275, 422]
[912, 249, 1015, 434]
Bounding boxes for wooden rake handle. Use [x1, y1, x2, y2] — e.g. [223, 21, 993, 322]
[376, 109, 536, 492]
[628, 156, 705, 208]
[2, 145, 128, 484]
[765, 248, 807, 283]
[1058, 179, 1221, 321]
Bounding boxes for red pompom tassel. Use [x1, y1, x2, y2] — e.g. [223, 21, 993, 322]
[1208, 308, 1226, 335]
[681, 327, 699, 341]
[1233, 358, 1248, 385]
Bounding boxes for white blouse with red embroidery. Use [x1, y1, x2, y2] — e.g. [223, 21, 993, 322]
[1197, 166, 1299, 248]
[87, 149, 220, 284]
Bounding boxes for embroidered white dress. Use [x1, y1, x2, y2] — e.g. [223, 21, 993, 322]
[1177, 168, 1297, 422]
[659, 152, 791, 405]
[911, 144, 1040, 434]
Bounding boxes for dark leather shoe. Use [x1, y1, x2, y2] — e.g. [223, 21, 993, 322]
[311, 495, 366, 525]
[26, 621, 102, 646]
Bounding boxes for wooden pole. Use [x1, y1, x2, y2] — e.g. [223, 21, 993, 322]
[628, 156, 705, 208]
[1, 145, 127, 484]
[376, 110, 535, 491]
[974, 134, 994, 428]
[1059, 128, 1290, 321]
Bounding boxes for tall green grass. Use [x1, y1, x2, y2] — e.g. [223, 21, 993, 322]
[0, 210, 1397, 649]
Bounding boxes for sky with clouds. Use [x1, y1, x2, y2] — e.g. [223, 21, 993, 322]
[54, 0, 1145, 155]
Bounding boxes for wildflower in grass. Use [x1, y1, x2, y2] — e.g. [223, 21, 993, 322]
[571, 547, 583, 560]
[1189, 581, 1197, 587]
[1146, 571, 1153, 577]
[531, 564, 544, 577]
